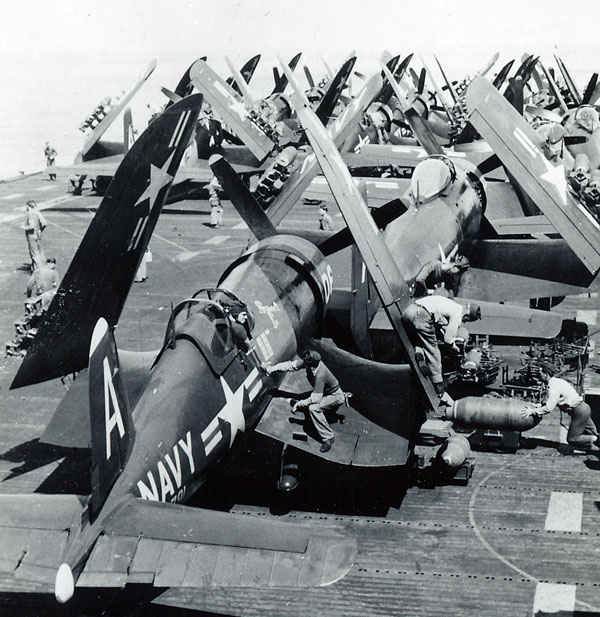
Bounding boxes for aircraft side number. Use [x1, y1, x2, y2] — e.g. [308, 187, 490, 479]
[321, 264, 333, 304]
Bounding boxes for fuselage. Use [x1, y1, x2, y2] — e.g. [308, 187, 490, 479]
[63, 235, 333, 571]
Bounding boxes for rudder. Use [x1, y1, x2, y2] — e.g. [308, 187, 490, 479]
[88, 318, 132, 521]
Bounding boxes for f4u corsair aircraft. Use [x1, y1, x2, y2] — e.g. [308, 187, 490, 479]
[5, 94, 364, 605]
[5, 81, 434, 605]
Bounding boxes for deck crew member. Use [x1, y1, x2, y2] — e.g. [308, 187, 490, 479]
[266, 350, 342, 452]
[134, 249, 152, 283]
[412, 253, 470, 298]
[26, 257, 59, 298]
[537, 363, 599, 451]
[23, 200, 46, 271]
[402, 296, 481, 404]
[208, 175, 224, 228]
[44, 142, 57, 181]
[318, 204, 333, 231]
[227, 305, 253, 353]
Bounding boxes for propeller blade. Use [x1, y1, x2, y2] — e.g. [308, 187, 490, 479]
[417, 68, 426, 95]
[476, 153, 503, 176]
[319, 198, 408, 256]
[582, 73, 598, 105]
[304, 65, 315, 88]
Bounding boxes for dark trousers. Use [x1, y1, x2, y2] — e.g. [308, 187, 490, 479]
[563, 402, 598, 447]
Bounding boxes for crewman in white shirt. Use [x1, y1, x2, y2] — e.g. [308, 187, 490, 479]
[538, 362, 599, 451]
[402, 296, 481, 403]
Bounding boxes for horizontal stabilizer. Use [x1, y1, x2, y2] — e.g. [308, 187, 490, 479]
[454, 298, 564, 338]
[371, 300, 564, 339]
[488, 214, 555, 236]
[41, 349, 156, 448]
[463, 237, 594, 288]
[457, 267, 586, 303]
[0, 495, 356, 590]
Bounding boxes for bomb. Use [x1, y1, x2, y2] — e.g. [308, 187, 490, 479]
[443, 396, 541, 431]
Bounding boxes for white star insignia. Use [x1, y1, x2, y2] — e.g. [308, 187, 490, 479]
[354, 134, 370, 153]
[217, 376, 246, 447]
[540, 159, 568, 204]
[134, 151, 175, 209]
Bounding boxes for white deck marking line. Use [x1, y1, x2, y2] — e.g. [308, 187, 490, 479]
[0, 195, 80, 224]
[2, 193, 24, 200]
[233, 222, 248, 229]
[44, 217, 81, 239]
[533, 583, 575, 615]
[205, 236, 229, 245]
[468, 456, 599, 613]
[545, 492, 583, 532]
[152, 232, 191, 252]
[34, 185, 54, 192]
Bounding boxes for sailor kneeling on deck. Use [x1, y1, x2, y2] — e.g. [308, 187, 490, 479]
[265, 350, 343, 452]
[536, 362, 600, 452]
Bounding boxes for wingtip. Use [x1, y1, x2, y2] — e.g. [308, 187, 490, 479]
[89, 317, 109, 357]
[55, 563, 74, 604]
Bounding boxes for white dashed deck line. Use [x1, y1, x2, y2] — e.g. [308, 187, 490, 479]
[1, 193, 23, 200]
[533, 583, 575, 616]
[205, 235, 229, 245]
[544, 491, 583, 532]
[233, 222, 248, 230]
[34, 185, 54, 192]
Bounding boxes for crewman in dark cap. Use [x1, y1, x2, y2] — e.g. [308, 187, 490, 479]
[265, 349, 344, 452]
[537, 363, 599, 452]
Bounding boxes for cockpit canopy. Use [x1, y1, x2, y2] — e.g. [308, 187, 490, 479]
[157, 288, 251, 375]
[409, 156, 456, 206]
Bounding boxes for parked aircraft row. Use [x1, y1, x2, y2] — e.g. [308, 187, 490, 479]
[3, 49, 599, 608]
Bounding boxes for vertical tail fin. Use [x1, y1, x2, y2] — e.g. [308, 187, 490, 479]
[88, 318, 132, 521]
